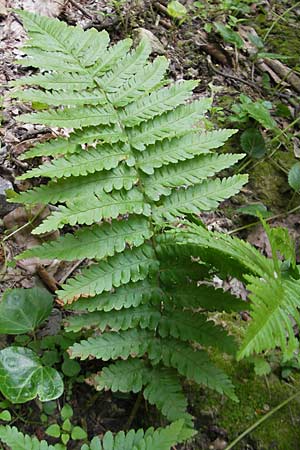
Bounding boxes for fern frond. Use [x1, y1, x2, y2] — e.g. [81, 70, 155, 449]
[171, 224, 273, 278]
[10, 72, 95, 90]
[15, 166, 138, 204]
[19, 217, 152, 261]
[158, 310, 237, 354]
[92, 359, 150, 393]
[109, 56, 168, 107]
[91, 38, 132, 76]
[148, 339, 237, 401]
[12, 88, 107, 106]
[65, 304, 161, 333]
[144, 153, 244, 200]
[143, 368, 193, 424]
[18, 137, 79, 160]
[57, 245, 159, 303]
[82, 420, 195, 450]
[32, 189, 150, 234]
[69, 280, 163, 313]
[153, 175, 248, 220]
[166, 283, 245, 312]
[0, 425, 55, 450]
[137, 129, 238, 174]
[120, 80, 199, 127]
[18, 144, 130, 179]
[18, 104, 119, 128]
[238, 275, 300, 360]
[128, 99, 212, 150]
[97, 38, 151, 93]
[69, 329, 152, 360]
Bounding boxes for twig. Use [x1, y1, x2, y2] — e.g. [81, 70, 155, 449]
[208, 60, 262, 92]
[67, 0, 94, 20]
[59, 259, 85, 284]
[125, 392, 143, 430]
[36, 265, 59, 293]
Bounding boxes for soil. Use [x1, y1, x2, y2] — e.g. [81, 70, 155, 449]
[1, 1, 300, 449]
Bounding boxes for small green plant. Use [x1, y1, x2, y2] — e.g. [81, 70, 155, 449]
[167, 1, 187, 21]
[45, 404, 87, 448]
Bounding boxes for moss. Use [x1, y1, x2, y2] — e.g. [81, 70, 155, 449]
[191, 352, 300, 450]
[249, 158, 288, 211]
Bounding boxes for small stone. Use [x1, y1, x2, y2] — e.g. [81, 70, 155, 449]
[0, 177, 15, 218]
[134, 28, 166, 54]
[211, 438, 228, 450]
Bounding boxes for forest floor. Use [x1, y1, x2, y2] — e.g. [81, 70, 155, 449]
[1, 0, 300, 449]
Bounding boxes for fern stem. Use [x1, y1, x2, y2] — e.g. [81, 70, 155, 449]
[125, 391, 143, 430]
[225, 390, 300, 449]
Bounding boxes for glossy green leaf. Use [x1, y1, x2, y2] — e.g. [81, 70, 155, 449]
[0, 411, 11, 422]
[237, 203, 272, 218]
[288, 162, 300, 192]
[0, 287, 53, 334]
[0, 347, 64, 404]
[61, 404, 73, 421]
[214, 22, 244, 48]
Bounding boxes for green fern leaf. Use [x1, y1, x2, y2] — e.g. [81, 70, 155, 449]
[15, 166, 138, 204]
[128, 99, 212, 150]
[97, 38, 151, 93]
[10, 72, 95, 90]
[153, 175, 248, 219]
[238, 275, 300, 359]
[148, 339, 237, 401]
[83, 421, 195, 450]
[109, 56, 168, 107]
[57, 245, 159, 303]
[137, 129, 238, 174]
[143, 368, 193, 424]
[91, 38, 132, 76]
[167, 283, 245, 312]
[18, 104, 119, 128]
[12, 88, 107, 106]
[144, 153, 244, 200]
[18, 138, 79, 160]
[19, 217, 152, 261]
[69, 280, 163, 313]
[0, 425, 56, 450]
[65, 304, 161, 333]
[158, 310, 237, 354]
[18, 144, 130, 180]
[120, 80, 199, 127]
[91, 359, 150, 393]
[32, 189, 151, 234]
[69, 329, 152, 360]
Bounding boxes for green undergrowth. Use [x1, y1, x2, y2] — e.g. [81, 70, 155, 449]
[195, 352, 300, 450]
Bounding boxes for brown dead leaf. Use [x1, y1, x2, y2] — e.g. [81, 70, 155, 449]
[20, 0, 65, 17]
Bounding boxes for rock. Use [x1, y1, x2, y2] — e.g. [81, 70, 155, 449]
[0, 177, 14, 218]
[134, 28, 166, 54]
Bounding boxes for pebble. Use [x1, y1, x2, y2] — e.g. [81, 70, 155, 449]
[0, 177, 15, 218]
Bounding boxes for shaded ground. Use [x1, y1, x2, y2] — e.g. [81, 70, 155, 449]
[1, 1, 300, 449]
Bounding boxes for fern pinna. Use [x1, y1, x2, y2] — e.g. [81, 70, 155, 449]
[11, 10, 248, 429]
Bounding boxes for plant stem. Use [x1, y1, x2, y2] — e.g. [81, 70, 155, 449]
[263, 1, 300, 42]
[225, 390, 300, 449]
[228, 205, 300, 235]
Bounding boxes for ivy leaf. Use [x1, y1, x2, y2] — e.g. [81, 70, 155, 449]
[0, 287, 53, 334]
[240, 128, 266, 159]
[288, 162, 300, 192]
[214, 22, 244, 48]
[0, 347, 64, 403]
